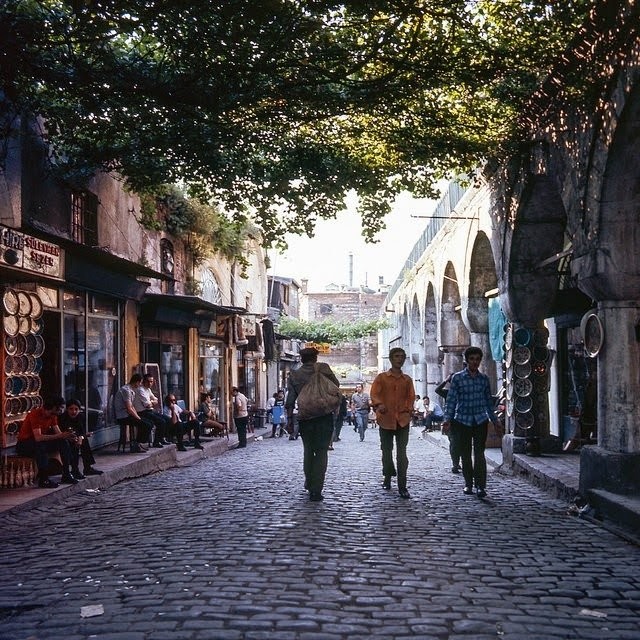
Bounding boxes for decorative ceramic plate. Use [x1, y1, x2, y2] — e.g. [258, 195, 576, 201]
[514, 327, 532, 347]
[506, 398, 514, 417]
[533, 345, 549, 362]
[32, 395, 42, 409]
[4, 398, 13, 417]
[504, 324, 513, 350]
[14, 334, 27, 356]
[532, 361, 547, 376]
[4, 356, 14, 376]
[18, 315, 31, 335]
[4, 377, 13, 396]
[30, 317, 43, 334]
[514, 362, 532, 379]
[25, 333, 37, 354]
[534, 377, 549, 394]
[4, 335, 17, 356]
[506, 381, 514, 400]
[6, 421, 20, 435]
[504, 349, 513, 369]
[505, 366, 513, 384]
[16, 291, 31, 317]
[515, 411, 534, 430]
[28, 292, 43, 319]
[515, 396, 533, 413]
[513, 346, 531, 365]
[3, 314, 19, 337]
[33, 358, 43, 373]
[33, 334, 45, 357]
[2, 289, 19, 315]
[514, 377, 533, 397]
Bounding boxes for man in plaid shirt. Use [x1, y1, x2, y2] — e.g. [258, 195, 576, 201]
[443, 346, 498, 498]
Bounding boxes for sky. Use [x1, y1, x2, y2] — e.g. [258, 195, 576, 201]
[267, 191, 443, 292]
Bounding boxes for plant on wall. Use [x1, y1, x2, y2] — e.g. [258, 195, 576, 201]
[278, 317, 390, 345]
[139, 185, 253, 274]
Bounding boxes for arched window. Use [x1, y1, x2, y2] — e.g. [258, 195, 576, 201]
[160, 239, 175, 294]
[202, 268, 222, 305]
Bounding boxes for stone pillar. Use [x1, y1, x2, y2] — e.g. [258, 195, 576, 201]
[470, 332, 496, 391]
[580, 300, 640, 495]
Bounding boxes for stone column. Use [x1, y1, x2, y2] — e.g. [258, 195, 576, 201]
[580, 300, 640, 495]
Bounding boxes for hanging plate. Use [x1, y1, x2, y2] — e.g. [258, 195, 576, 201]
[4, 398, 12, 417]
[4, 335, 18, 356]
[30, 317, 43, 334]
[3, 314, 19, 337]
[513, 346, 531, 365]
[534, 377, 549, 394]
[533, 345, 549, 362]
[14, 334, 27, 356]
[25, 333, 37, 354]
[2, 289, 19, 315]
[514, 362, 532, 379]
[506, 398, 514, 417]
[515, 396, 533, 413]
[32, 395, 42, 409]
[532, 361, 547, 376]
[514, 377, 533, 397]
[514, 327, 532, 347]
[6, 421, 20, 435]
[4, 377, 13, 396]
[515, 411, 534, 430]
[32, 334, 45, 357]
[33, 357, 43, 373]
[534, 326, 550, 346]
[16, 291, 32, 317]
[504, 349, 513, 369]
[4, 356, 14, 376]
[28, 292, 43, 319]
[505, 366, 513, 384]
[504, 324, 513, 350]
[506, 381, 514, 401]
[18, 315, 31, 335]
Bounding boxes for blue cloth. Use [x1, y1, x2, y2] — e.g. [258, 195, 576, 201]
[444, 368, 496, 427]
[488, 297, 507, 363]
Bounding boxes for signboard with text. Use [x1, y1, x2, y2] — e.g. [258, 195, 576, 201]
[0, 225, 64, 279]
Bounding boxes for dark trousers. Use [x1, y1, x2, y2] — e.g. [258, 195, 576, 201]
[70, 438, 96, 472]
[16, 438, 72, 480]
[139, 410, 169, 443]
[379, 425, 410, 490]
[234, 416, 248, 447]
[447, 422, 461, 468]
[457, 421, 488, 489]
[299, 414, 334, 495]
[117, 416, 151, 444]
[177, 419, 201, 444]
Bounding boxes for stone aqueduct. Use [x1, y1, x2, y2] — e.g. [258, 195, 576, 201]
[381, 0, 640, 501]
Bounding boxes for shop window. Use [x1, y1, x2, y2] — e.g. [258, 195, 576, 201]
[202, 268, 222, 304]
[199, 339, 226, 421]
[71, 189, 98, 246]
[142, 327, 186, 403]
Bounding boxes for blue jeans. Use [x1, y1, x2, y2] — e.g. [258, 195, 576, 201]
[299, 414, 334, 495]
[379, 426, 410, 490]
[355, 410, 368, 441]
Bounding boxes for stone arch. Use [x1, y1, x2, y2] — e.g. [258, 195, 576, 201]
[423, 282, 438, 401]
[501, 176, 567, 325]
[467, 232, 497, 332]
[440, 262, 469, 374]
[409, 293, 424, 393]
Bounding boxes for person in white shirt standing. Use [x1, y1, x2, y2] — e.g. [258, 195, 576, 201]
[232, 387, 249, 449]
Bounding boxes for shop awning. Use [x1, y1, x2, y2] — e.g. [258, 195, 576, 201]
[141, 293, 246, 328]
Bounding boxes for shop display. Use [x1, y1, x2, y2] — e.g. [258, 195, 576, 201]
[2, 288, 44, 448]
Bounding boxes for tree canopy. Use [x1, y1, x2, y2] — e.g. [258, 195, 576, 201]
[279, 316, 389, 344]
[1, 0, 594, 245]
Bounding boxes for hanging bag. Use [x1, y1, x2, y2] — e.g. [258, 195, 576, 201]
[296, 364, 341, 420]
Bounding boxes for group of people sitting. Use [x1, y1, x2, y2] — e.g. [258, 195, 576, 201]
[412, 394, 445, 433]
[15, 395, 104, 488]
[14, 373, 228, 488]
[114, 373, 227, 453]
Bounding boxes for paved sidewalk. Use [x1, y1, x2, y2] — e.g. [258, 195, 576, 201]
[0, 427, 271, 515]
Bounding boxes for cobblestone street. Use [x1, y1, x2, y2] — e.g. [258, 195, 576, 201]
[1, 425, 639, 640]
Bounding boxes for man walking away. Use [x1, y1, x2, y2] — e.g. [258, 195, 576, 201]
[442, 347, 498, 498]
[370, 348, 416, 499]
[286, 347, 340, 502]
[351, 383, 371, 442]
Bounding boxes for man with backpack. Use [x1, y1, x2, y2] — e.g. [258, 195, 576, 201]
[286, 347, 340, 502]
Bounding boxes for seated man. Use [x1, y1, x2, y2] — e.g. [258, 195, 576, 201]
[15, 395, 78, 488]
[424, 399, 445, 432]
[133, 373, 171, 447]
[58, 398, 104, 477]
[197, 393, 227, 437]
[163, 394, 204, 451]
[114, 374, 152, 453]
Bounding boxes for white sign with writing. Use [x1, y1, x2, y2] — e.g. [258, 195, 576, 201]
[0, 225, 63, 278]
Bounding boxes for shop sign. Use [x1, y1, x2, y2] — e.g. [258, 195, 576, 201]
[0, 225, 63, 279]
[305, 341, 331, 354]
[242, 314, 257, 336]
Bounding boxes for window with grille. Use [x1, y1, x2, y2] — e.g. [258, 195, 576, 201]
[71, 190, 99, 246]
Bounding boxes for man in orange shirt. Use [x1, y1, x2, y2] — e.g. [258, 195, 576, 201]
[370, 347, 416, 498]
[16, 395, 78, 488]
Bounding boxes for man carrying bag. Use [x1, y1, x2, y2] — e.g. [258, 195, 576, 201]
[286, 347, 341, 502]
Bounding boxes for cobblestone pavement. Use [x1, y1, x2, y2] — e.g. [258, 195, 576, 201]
[1, 425, 639, 640]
